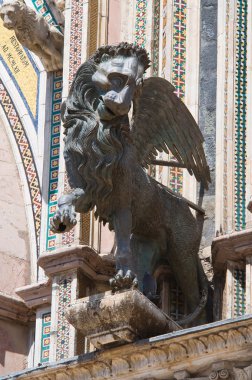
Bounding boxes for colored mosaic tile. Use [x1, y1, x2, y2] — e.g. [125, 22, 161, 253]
[135, 0, 147, 48]
[147, 0, 161, 177]
[0, 79, 42, 253]
[168, 0, 187, 194]
[233, 268, 246, 317]
[40, 312, 51, 363]
[171, 0, 187, 99]
[61, 0, 84, 246]
[32, 0, 58, 27]
[169, 166, 183, 194]
[161, 0, 168, 78]
[46, 71, 62, 251]
[152, 0, 160, 76]
[30, 0, 63, 251]
[223, 0, 230, 233]
[68, 0, 83, 85]
[56, 276, 72, 360]
[234, 0, 247, 231]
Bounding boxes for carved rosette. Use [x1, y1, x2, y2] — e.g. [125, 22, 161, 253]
[209, 369, 233, 380]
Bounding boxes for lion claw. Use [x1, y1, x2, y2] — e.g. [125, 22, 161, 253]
[50, 205, 77, 233]
[109, 269, 138, 291]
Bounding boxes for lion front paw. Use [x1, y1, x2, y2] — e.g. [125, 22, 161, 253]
[109, 269, 138, 292]
[50, 206, 77, 233]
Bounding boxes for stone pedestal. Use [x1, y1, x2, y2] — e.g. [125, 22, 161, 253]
[66, 289, 180, 349]
[212, 229, 252, 320]
[38, 245, 114, 360]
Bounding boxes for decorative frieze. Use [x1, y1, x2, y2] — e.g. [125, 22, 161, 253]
[3, 315, 252, 379]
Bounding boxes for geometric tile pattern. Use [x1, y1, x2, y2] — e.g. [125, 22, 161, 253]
[46, 71, 63, 251]
[233, 268, 246, 317]
[152, 0, 160, 76]
[56, 276, 72, 360]
[0, 79, 42, 254]
[223, 0, 230, 233]
[68, 0, 83, 86]
[32, 0, 58, 26]
[169, 0, 187, 194]
[135, 0, 147, 48]
[161, 0, 168, 78]
[169, 166, 183, 194]
[40, 312, 51, 363]
[234, 0, 247, 231]
[62, 0, 84, 246]
[31, 0, 63, 250]
[172, 0, 187, 99]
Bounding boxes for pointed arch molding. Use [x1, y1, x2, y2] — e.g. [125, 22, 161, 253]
[0, 78, 41, 254]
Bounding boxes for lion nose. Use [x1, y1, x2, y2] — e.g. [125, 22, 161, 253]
[103, 92, 131, 116]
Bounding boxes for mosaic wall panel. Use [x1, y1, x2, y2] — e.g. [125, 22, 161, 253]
[233, 268, 246, 317]
[135, 0, 147, 48]
[46, 71, 63, 251]
[234, 0, 247, 231]
[32, 0, 58, 26]
[68, 0, 83, 85]
[171, 0, 187, 98]
[56, 276, 72, 360]
[62, 0, 84, 246]
[40, 312, 51, 363]
[152, 0, 160, 76]
[0, 79, 42, 253]
[223, 0, 230, 233]
[31, 0, 63, 251]
[161, 0, 168, 78]
[169, 0, 187, 194]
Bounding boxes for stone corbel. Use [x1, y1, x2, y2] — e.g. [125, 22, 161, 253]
[0, 0, 64, 71]
[0, 291, 34, 323]
[16, 279, 51, 309]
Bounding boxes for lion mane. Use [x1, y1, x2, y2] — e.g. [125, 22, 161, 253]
[62, 43, 149, 218]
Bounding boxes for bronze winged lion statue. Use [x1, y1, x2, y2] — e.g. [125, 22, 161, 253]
[51, 43, 211, 324]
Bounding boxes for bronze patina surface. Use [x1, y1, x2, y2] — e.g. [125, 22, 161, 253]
[51, 43, 211, 323]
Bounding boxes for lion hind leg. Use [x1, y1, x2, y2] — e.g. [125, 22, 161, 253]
[166, 235, 201, 315]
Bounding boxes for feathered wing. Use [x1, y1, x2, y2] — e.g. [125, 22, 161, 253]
[131, 77, 211, 189]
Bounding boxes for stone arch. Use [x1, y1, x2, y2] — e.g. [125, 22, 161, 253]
[0, 78, 41, 283]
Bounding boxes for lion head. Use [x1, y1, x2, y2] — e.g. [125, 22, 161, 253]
[0, 0, 36, 31]
[63, 43, 150, 212]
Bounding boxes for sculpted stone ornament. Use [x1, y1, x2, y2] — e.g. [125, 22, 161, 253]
[51, 43, 211, 324]
[0, 0, 64, 71]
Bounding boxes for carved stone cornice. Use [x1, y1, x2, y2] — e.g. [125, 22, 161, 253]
[212, 229, 252, 273]
[15, 280, 51, 309]
[0, 291, 34, 323]
[3, 315, 252, 379]
[38, 245, 115, 280]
